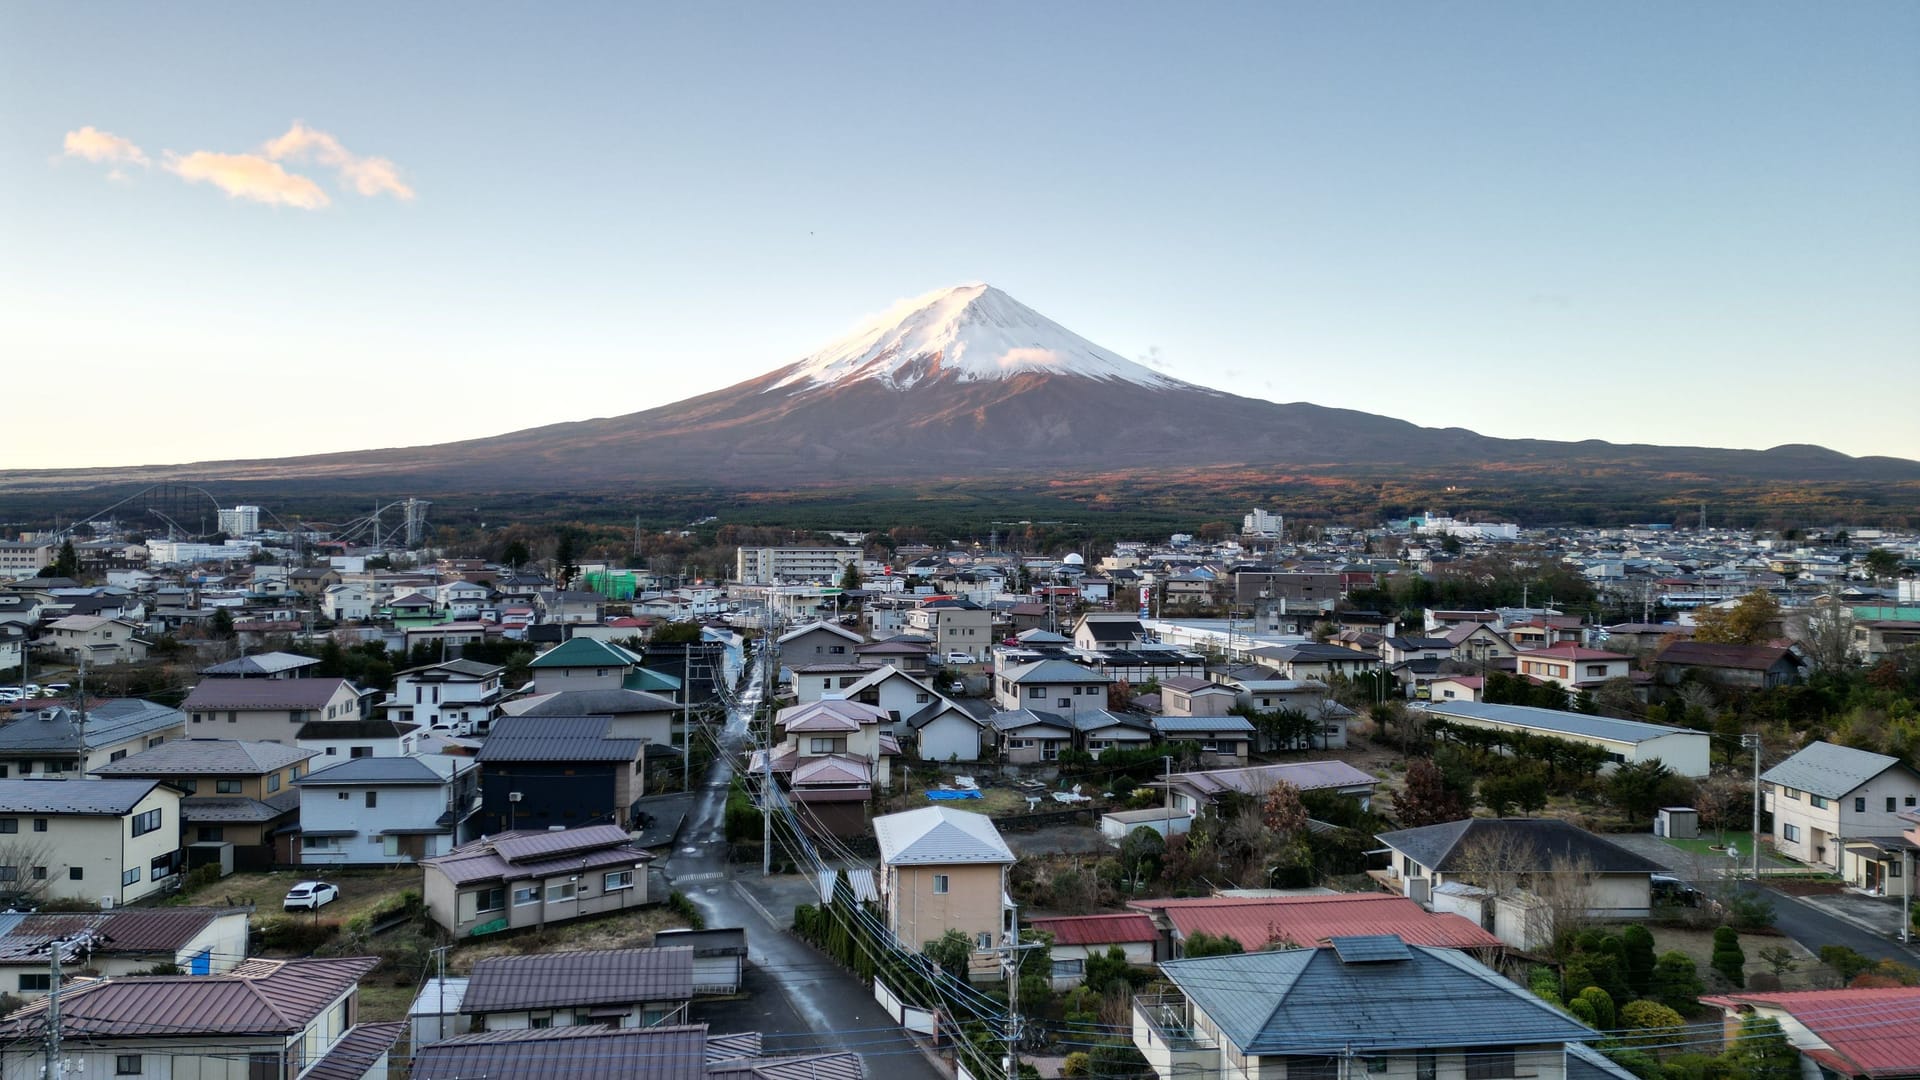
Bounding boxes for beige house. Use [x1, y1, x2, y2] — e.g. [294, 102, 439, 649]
[0, 778, 184, 906]
[181, 676, 367, 744]
[994, 659, 1111, 716]
[93, 739, 314, 866]
[907, 598, 993, 661]
[420, 824, 655, 937]
[1512, 644, 1632, 691]
[41, 615, 147, 665]
[0, 700, 184, 778]
[1763, 740, 1920, 878]
[1157, 676, 1238, 717]
[874, 806, 1016, 976]
[459, 948, 694, 1032]
[0, 907, 251, 995]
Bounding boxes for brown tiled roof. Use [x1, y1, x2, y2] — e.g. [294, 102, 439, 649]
[464, 947, 694, 1013]
[0, 956, 376, 1038]
[1655, 640, 1802, 671]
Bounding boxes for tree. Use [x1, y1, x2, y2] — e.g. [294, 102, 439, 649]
[1711, 926, 1747, 987]
[1621, 924, 1657, 998]
[1727, 1015, 1798, 1080]
[1607, 760, 1687, 827]
[1260, 781, 1309, 838]
[839, 562, 863, 591]
[1479, 770, 1549, 816]
[1182, 931, 1244, 958]
[1082, 945, 1135, 996]
[923, 929, 974, 980]
[1118, 826, 1165, 888]
[1650, 950, 1705, 1013]
[1691, 590, 1782, 646]
[1693, 774, 1751, 845]
[554, 530, 578, 587]
[1392, 758, 1470, 827]
[1618, 999, 1685, 1049]
[0, 839, 61, 906]
[1864, 548, 1904, 581]
[1804, 590, 1857, 673]
[52, 540, 80, 579]
[209, 607, 236, 640]
[501, 539, 531, 568]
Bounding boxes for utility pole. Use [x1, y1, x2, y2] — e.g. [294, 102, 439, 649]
[431, 944, 452, 1041]
[1742, 733, 1762, 882]
[1163, 755, 1173, 818]
[762, 608, 778, 878]
[992, 933, 1046, 1080]
[44, 937, 65, 1080]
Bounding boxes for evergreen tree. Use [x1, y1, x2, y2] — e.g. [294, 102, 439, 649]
[1621, 924, 1657, 998]
[1711, 926, 1747, 987]
[1650, 950, 1705, 1013]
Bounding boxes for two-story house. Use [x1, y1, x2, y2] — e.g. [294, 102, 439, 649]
[40, 614, 148, 666]
[295, 754, 480, 863]
[298, 717, 423, 760]
[0, 700, 184, 778]
[1073, 613, 1148, 652]
[180, 676, 367, 744]
[474, 715, 648, 833]
[460, 948, 694, 1032]
[754, 699, 900, 831]
[1132, 936, 1603, 1080]
[0, 956, 398, 1080]
[1512, 643, 1633, 692]
[420, 824, 655, 937]
[989, 709, 1078, 765]
[526, 637, 644, 693]
[1249, 643, 1382, 682]
[500, 688, 683, 747]
[534, 589, 604, 624]
[1762, 740, 1920, 878]
[1157, 676, 1240, 718]
[874, 806, 1016, 976]
[387, 657, 506, 733]
[994, 659, 1111, 716]
[0, 778, 183, 906]
[907, 597, 992, 661]
[322, 581, 375, 622]
[776, 620, 865, 668]
[0, 906, 251, 995]
[93, 739, 315, 868]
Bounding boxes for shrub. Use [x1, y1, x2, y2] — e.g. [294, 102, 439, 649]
[1711, 926, 1746, 988]
[667, 890, 706, 930]
[1820, 945, 1875, 985]
[1574, 986, 1616, 1031]
[256, 916, 340, 953]
[1621, 925, 1656, 998]
[1062, 1053, 1091, 1078]
[1650, 951, 1704, 1014]
[1619, 999, 1686, 1048]
[184, 864, 222, 892]
[1529, 965, 1562, 1004]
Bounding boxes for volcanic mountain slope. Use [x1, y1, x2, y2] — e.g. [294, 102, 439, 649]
[4, 283, 1918, 492]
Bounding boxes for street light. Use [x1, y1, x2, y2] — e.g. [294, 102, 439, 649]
[508, 791, 523, 831]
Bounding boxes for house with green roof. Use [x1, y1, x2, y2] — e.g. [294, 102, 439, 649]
[527, 638, 645, 693]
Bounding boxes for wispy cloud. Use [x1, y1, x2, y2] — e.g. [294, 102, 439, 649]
[263, 121, 414, 200]
[163, 151, 332, 209]
[63, 126, 149, 167]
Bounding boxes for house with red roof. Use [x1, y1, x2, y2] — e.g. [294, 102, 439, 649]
[1513, 643, 1632, 691]
[1127, 892, 1504, 958]
[1025, 913, 1157, 987]
[1701, 987, 1920, 1079]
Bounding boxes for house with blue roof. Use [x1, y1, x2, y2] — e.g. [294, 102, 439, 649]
[1132, 934, 1624, 1080]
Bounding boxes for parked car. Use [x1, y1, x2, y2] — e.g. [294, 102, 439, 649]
[283, 881, 340, 911]
[1650, 874, 1700, 907]
[944, 652, 974, 664]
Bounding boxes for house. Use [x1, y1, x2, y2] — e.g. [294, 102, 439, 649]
[438, 579, 492, 619]
[1654, 640, 1806, 690]
[988, 709, 1078, 765]
[420, 824, 655, 937]
[387, 658, 506, 733]
[776, 620, 865, 667]
[322, 582, 375, 622]
[0, 907, 251, 996]
[534, 589, 605, 624]
[835, 665, 948, 730]
[1511, 643, 1633, 691]
[1127, 892, 1503, 957]
[526, 637, 645, 693]
[1158, 760, 1376, 817]
[1073, 710, 1156, 758]
[0, 956, 399, 1080]
[295, 754, 480, 864]
[654, 927, 749, 995]
[1157, 676, 1239, 718]
[994, 659, 1112, 716]
[461, 947, 694, 1031]
[1762, 740, 1920, 878]
[1375, 817, 1664, 945]
[475, 715, 649, 833]
[199, 651, 323, 679]
[297, 717, 423, 760]
[906, 597, 993, 661]
[0, 700, 185, 778]
[1699, 987, 1920, 1080]
[1505, 617, 1587, 650]
[40, 615, 148, 665]
[1131, 936, 1602, 1080]
[1430, 675, 1486, 702]
[1073, 613, 1148, 652]
[1379, 635, 1456, 665]
[1421, 700, 1711, 777]
[387, 591, 442, 623]
[180, 676, 367, 744]
[853, 636, 931, 675]
[753, 699, 899, 832]
[0, 778, 183, 906]
[501, 688, 683, 746]
[1445, 623, 1519, 665]
[410, 1022, 862, 1080]
[873, 806, 1016, 975]
[906, 699, 986, 763]
[1025, 913, 1157, 988]
[1150, 715, 1256, 767]
[93, 739, 315, 867]
[1249, 642, 1381, 682]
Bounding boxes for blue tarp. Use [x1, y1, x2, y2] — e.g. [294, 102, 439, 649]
[925, 789, 984, 801]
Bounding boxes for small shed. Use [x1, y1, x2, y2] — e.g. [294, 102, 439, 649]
[408, 976, 471, 1047]
[653, 927, 748, 995]
[1654, 807, 1699, 839]
[1100, 807, 1192, 845]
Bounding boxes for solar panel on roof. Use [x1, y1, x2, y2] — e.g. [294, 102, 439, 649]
[1329, 934, 1413, 963]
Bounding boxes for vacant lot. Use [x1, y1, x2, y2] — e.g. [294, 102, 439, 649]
[1650, 925, 1822, 989]
[451, 907, 690, 973]
[173, 865, 421, 923]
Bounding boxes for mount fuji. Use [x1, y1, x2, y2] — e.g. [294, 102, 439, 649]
[3, 283, 1917, 495]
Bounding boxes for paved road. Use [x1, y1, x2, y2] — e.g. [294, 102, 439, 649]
[1740, 883, 1920, 968]
[670, 649, 948, 1080]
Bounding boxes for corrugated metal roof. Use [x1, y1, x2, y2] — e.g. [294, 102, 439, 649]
[1162, 940, 1593, 1055]
[505, 689, 680, 717]
[304, 1021, 405, 1080]
[296, 756, 452, 785]
[181, 794, 298, 824]
[491, 823, 633, 862]
[181, 678, 358, 710]
[413, 1022, 709, 1080]
[1026, 913, 1157, 947]
[1151, 715, 1256, 735]
[873, 805, 1014, 866]
[528, 638, 644, 669]
[421, 826, 651, 886]
[464, 947, 694, 1013]
[1003, 660, 1111, 685]
[0, 957, 377, 1039]
[1134, 893, 1502, 952]
[0, 700, 184, 753]
[92, 738, 315, 776]
[0, 778, 160, 815]
[1761, 740, 1908, 800]
[477, 715, 643, 763]
[989, 709, 1075, 734]
[199, 652, 322, 676]
[1421, 700, 1703, 746]
[1164, 760, 1375, 799]
[710, 1052, 865, 1080]
[1699, 987, 1920, 1079]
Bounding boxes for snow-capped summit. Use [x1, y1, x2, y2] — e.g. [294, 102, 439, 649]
[770, 283, 1187, 393]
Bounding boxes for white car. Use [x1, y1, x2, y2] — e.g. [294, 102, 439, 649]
[944, 653, 974, 664]
[283, 881, 340, 911]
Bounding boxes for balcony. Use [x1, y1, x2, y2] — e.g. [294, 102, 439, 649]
[1132, 994, 1217, 1079]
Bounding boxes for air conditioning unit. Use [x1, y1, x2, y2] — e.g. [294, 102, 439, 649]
[100, 896, 114, 909]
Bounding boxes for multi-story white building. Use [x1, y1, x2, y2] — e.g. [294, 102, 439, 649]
[736, 546, 860, 585]
[1240, 509, 1283, 538]
[294, 754, 479, 863]
[145, 539, 259, 565]
[0, 541, 53, 580]
[386, 658, 506, 733]
[217, 505, 262, 536]
[1763, 740, 1920, 879]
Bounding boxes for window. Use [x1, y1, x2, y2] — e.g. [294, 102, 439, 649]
[1890, 797, 1899, 813]
[32, 819, 46, 833]
[227, 712, 237, 724]
[365, 791, 378, 808]
[1811, 795, 1829, 810]
[976, 931, 993, 949]
[1856, 797, 1867, 813]
[267, 773, 281, 793]
[916, 693, 931, 704]
[1028, 687, 1044, 699]
[302, 837, 334, 851]
[477, 887, 506, 912]
[529, 1015, 553, 1029]
[550, 881, 577, 902]
[604, 870, 634, 891]
[1051, 958, 1084, 978]
[0, 820, 15, 834]
[177, 779, 198, 794]
[69, 867, 82, 881]
[123, 867, 141, 887]
[216, 779, 242, 794]
[1417, 1051, 1437, 1080]
[1288, 1060, 1338, 1080]
[1057, 698, 1072, 708]
[115, 1052, 143, 1075]
[131, 808, 163, 836]
[192, 713, 203, 724]
[1894, 860, 1905, 879]
[337, 791, 350, 800]
[18, 973, 49, 992]
[513, 885, 543, 906]
[351, 746, 373, 759]
[1466, 1049, 1516, 1080]
[809, 738, 835, 755]
[197, 827, 224, 842]
[1585, 664, 1608, 677]
[1783, 823, 1802, 842]
[1908, 796, 1917, 808]
[932, 874, 950, 894]
[110, 749, 127, 762]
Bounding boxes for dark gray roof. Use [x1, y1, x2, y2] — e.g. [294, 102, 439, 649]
[1377, 818, 1664, 874]
[1003, 659, 1110, 685]
[508, 689, 680, 716]
[0, 701, 185, 754]
[1080, 620, 1142, 642]
[0, 778, 160, 815]
[1421, 701, 1707, 746]
[181, 678, 357, 711]
[396, 658, 504, 679]
[905, 700, 980, 731]
[181, 791, 300, 823]
[464, 947, 693, 1013]
[1160, 937, 1594, 1055]
[1760, 740, 1910, 799]
[296, 718, 419, 741]
[296, 756, 452, 786]
[198, 652, 323, 677]
[477, 715, 643, 763]
[1069, 710, 1153, 734]
[92, 739, 315, 777]
[1152, 715, 1256, 735]
[989, 709, 1074, 734]
[412, 1023, 708, 1080]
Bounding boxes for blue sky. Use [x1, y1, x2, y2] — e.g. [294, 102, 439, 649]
[4, 3, 1916, 469]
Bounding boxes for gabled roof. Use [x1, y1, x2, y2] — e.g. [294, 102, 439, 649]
[92, 739, 315, 777]
[1159, 938, 1593, 1055]
[1070, 709, 1153, 734]
[1654, 640, 1804, 671]
[0, 957, 378, 1039]
[0, 700, 184, 754]
[1002, 659, 1110, 685]
[1151, 715, 1256, 735]
[1129, 893, 1501, 952]
[778, 698, 888, 733]
[305, 1021, 406, 1080]
[1761, 740, 1912, 800]
[296, 755, 459, 786]
[778, 620, 864, 645]
[528, 637, 643, 669]
[412, 1022, 709, 1080]
[1699, 987, 1920, 1079]
[0, 778, 161, 815]
[397, 657, 504, 679]
[464, 948, 694, 1013]
[297, 718, 420, 741]
[1025, 912, 1157, 947]
[1377, 818, 1664, 874]
[198, 651, 323, 677]
[905, 699, 980, 731]
[1421, 700, 1703, 746]
[1163, 760, 1374, 798]
[0, 907, 245, 962]
[989, 709, 1075, 734]
[181, 677, 359, 711]
[1517, 643, 1631, 662]
[874, 805, 1014, 866]
[421, 825, 652, 887]
[477, 715, 643, 763]
[504, 688, 680, 717]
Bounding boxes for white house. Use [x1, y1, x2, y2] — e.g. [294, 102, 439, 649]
[906, 699, 985, 762]
[994, 659, 1111, 716]
[322, 582, 375, 622]
[1512, 643, 1633, 691]
[386, 658, 506, 733]
[1762, 740, 1920, 880]
[0, 778, 184, 906]
[295, 754, 480, 864]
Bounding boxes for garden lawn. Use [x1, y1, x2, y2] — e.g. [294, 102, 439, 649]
[172, 866, 421, 925]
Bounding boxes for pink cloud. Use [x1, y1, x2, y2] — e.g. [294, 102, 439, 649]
[163, 151, 331, 210]
[63, 126, 149, 167]
[263, 121, 414, 200]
